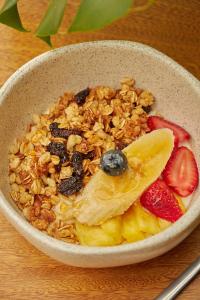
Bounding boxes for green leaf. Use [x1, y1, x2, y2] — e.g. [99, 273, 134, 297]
[36, 0, 67, 46]
[69, 0, 133, 32]
[39, 36, 52, 47]
[0, 0, 27, 31]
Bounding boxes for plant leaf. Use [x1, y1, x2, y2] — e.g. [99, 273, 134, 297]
[69, 0, 133, 32]
[132, 0, 156, 12]
[39, 36, 52, 47]
[36, 0, 67, 46]
[0, 0, 27, 31]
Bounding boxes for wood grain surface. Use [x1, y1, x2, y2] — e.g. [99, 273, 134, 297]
[0, 1, 200, 299]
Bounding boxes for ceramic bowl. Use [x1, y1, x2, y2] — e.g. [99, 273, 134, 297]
[0, 41, 200, 268]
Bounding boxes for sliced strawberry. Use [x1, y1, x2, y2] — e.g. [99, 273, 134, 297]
[140, 179, 183, 222]
[163, 146, 199, 197]
[147, 116, 190, 145]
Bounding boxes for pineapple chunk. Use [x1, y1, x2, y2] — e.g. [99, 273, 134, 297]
[76, 198, 177, 246]
[175, 195, 186, 213]
[135, 203, 160, 235]
[143, 232, 152, 238]
[76, 216, 122, 246]
[122, 206, 145, 242]
[122, 203, 161, 242]
[101, 216, 122, 236]
[158, 218, 171, 230]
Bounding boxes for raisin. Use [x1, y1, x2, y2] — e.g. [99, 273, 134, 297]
[84, 151, 95, 160]
[132, 103, 137, 108]
[71, 152, 84, 178]
[73, 166, 84, 178]
[71, 151, 84, 165]
[75, 88, 90, 105]
[142, 105, 152, 114]
[58, 176, 83, 195]
[60, 153, 68, 164]
[49, 123, 82, 139]
[49, 122, 59, 130]
[47, 142, 68, 164]
[55, 163, 62, 173]
[47, 142, 66, 157]
[116, 142, 128, 150]
[71, 151, 95, 164]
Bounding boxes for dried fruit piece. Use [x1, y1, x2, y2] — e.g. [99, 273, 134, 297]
[147, 116, 190, 145]
[60, 153, 68, 164]
[140, 179, 183, 222]
[55, 163, 62, 173]
[73, 166, 84, 178]
[71, 151, 84, 178]
[116, 141, 128, 151]
[49, 122, 82, 139]
[47, 141, 65, 156]
[75, 88, 90, 105]
[49, 122, 59, 131]
[58, 176, 83, 195]
[163, 146, 199, 197]
[71, 151, 84, 165]
[71, 151, 95, 178]
[84, 151, 95, 160]
[142, 105, 152, 114]
[47, 142, 68, 164]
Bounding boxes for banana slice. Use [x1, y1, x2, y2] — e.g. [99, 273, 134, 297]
[74, 129, 174, 226]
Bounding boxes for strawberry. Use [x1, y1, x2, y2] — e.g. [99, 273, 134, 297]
[163, 146, 199, 197]
[147, 116, 190, 145]
[140, 179, 183, 222]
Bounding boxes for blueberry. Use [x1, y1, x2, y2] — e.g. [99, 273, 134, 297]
[100, 150, 128, 176]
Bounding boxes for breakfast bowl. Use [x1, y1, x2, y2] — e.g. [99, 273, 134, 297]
[0, 40, 200, 268]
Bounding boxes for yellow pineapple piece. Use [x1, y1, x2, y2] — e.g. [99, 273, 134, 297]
[175, 195, 186, 213]
[101, 216, 122, 237]
[76, 216, 122, 246]
[143, 232, 152, 238]
[158, 218, 172, 230]
[76, 223, 113, 246]
[134, 203, 160, 235]
[76, 129, 174, 225]
[122, 206, 145, 242]
[122, 203, 160, 242]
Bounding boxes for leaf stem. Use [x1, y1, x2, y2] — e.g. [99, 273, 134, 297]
[131, 0, 156, 13]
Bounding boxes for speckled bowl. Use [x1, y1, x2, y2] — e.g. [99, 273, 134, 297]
[0, 41, 200, 268]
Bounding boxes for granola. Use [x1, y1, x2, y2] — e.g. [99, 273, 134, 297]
[8, 78, 154, 244]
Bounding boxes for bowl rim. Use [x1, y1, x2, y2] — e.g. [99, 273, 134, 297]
[1, 40, 200, 256]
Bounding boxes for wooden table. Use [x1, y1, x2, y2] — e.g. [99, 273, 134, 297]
[0, 1, 200, 299]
